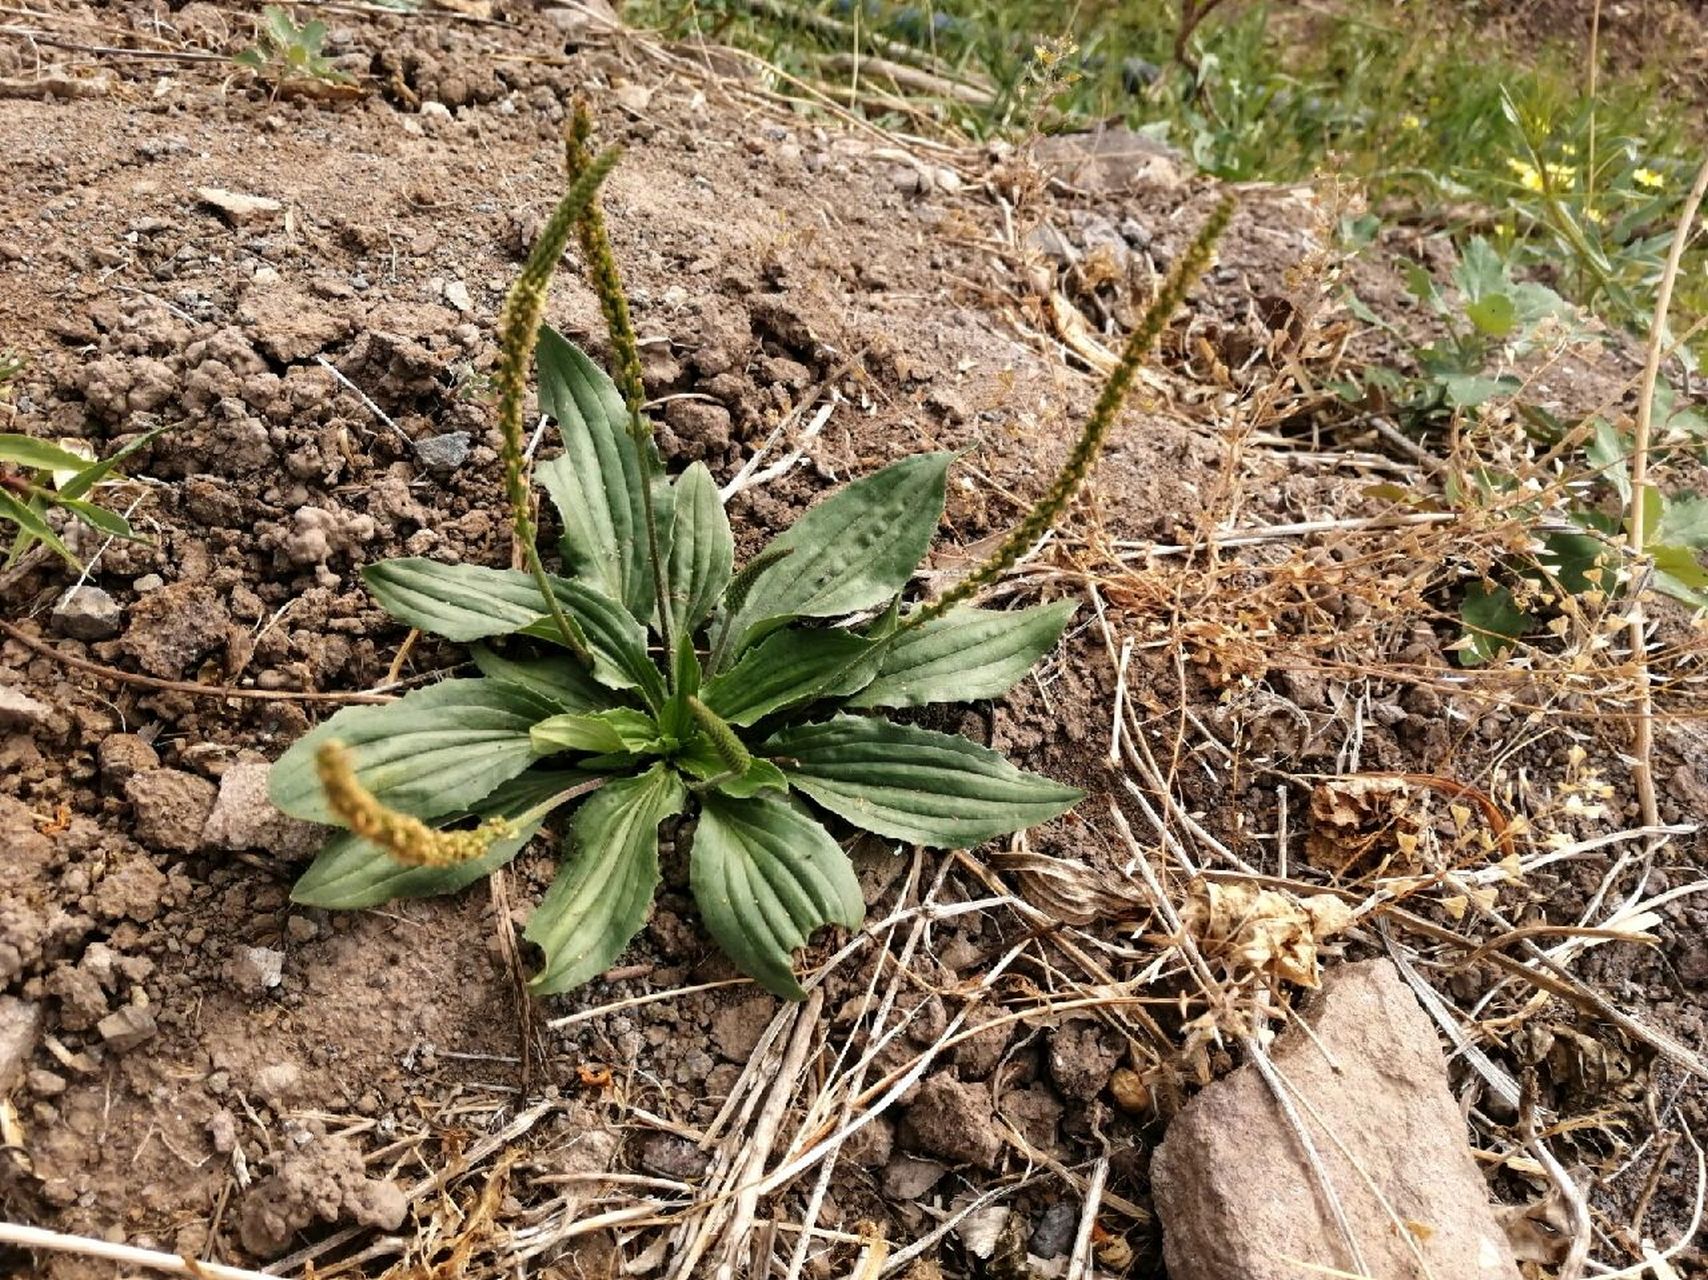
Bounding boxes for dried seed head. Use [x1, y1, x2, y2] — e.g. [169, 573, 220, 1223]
[315, 740, 515, 868]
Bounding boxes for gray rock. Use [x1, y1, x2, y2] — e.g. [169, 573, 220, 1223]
[639, 1132, 710, 1180]
[1025, 223, 1075, 263]
[880, 1154, 947, 1200]
[1119, 217, 1152, 249]
[543, 0, 618, 40]
[1030, 1199, 1078, 1258]
[0, 684, 51, 734]
[1032, 126, 1186, 194]
[414, 431, 470, 472]
[228, 945, 285, 994]
[1151, 959, 1520, 1280]
[204, 762, 323, 858]
[208, 1109, 239, 1153]
[441, 279, 472, 313]
[0, 996, 43, 1093]
[51, 585, 123, 641]
[97, 1004, 158, 1053]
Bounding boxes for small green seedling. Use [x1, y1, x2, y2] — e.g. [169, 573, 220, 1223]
[234, 6, 352, 87]
[268, 108, 1231, 999]
[1, 419, 163, 570]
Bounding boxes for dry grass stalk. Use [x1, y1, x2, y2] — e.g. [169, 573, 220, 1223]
[1620, 152, 1708, 837]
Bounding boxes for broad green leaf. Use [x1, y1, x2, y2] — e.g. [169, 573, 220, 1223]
[532, 708, 661, 756]
[1651, 544, 1708, 609]
[663, 462, 733, 637]
[765, 716, 1083, 847]
[701, 628, 872, 726]
[534, 326, 658, 622]
[362, 559, 663, 707]
[1464, 292, 1515, 338]
[291, 769, 592, 909]
[690, 792, 864, 999]
[847, 601, 1076, 709]
[716, 758, 789, 798]
[54, 497, 141, 542]
[269, 678, 558, 824]
[526, 765, 686, 993]
[0, 434, 93, 473]
[1586, 418, 1631, 504]
[1452, 237, 1508, 302]
[0, 491, 75, 566]
[470, 644, 609, 715]
[1539, 531, 1608, 595]
[1440, 374, 1518, 409]
[1654, 493, 1708, 550]
[721, 453, 953, 661]
[264, 4, 298, 47]
[1403, 261, 1442, 310]
[1457, 582, 1529, 666]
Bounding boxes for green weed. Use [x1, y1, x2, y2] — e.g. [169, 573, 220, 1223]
[0, 408, 163, 571]
[233, 5, 352, 87]
[1337, 230, 1708, 661]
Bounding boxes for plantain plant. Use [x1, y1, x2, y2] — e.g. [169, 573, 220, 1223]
[267, 107, 1231, 999]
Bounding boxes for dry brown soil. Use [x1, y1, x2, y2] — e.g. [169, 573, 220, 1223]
[1, 2, 1705, 1277]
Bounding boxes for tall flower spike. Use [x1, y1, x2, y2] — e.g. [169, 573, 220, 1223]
[315, 741, 516, 868]
[910, 194, 1237, 627]
[566, 100, 646, 430]
[565, 98, 675, 663]
[494, 139, 622, 664]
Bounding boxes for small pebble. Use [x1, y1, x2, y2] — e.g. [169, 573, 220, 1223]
[414, 432, 471, 473]
[0, 685, 52, 734]
[97, 1004, 157, 1053]
[1030, 1200, 1078, 1258]
[51, 585, 122, 641]
[227, 946, 284, 994]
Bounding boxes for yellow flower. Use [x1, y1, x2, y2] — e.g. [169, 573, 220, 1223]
[1560, 143, 1577, 157]
[1584, 206, 1604, 224]
[1400, 113, 1421, 130]
[1634, 166, 1665, 189]
[1507, 157, 1543, 193]
[1544, 162, 1576, 187]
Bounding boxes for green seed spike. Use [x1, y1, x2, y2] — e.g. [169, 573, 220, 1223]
[707, 544, 795, 670]
[687, 696, 752, 776]
[723, 545, 795, 617]
[565, 98, 675, 666]
[910, 194, 1237, 627]
[495, 140, 622, 664]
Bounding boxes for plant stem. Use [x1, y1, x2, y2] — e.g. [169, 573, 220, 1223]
[1624, 152, 1708, 837]
[495, 141, 622, 666]
[907, 194, 1236, 628]
[565, 102, 677, 669]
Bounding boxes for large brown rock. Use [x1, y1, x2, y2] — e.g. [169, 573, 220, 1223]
[1152, 959, 1520, 1280]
